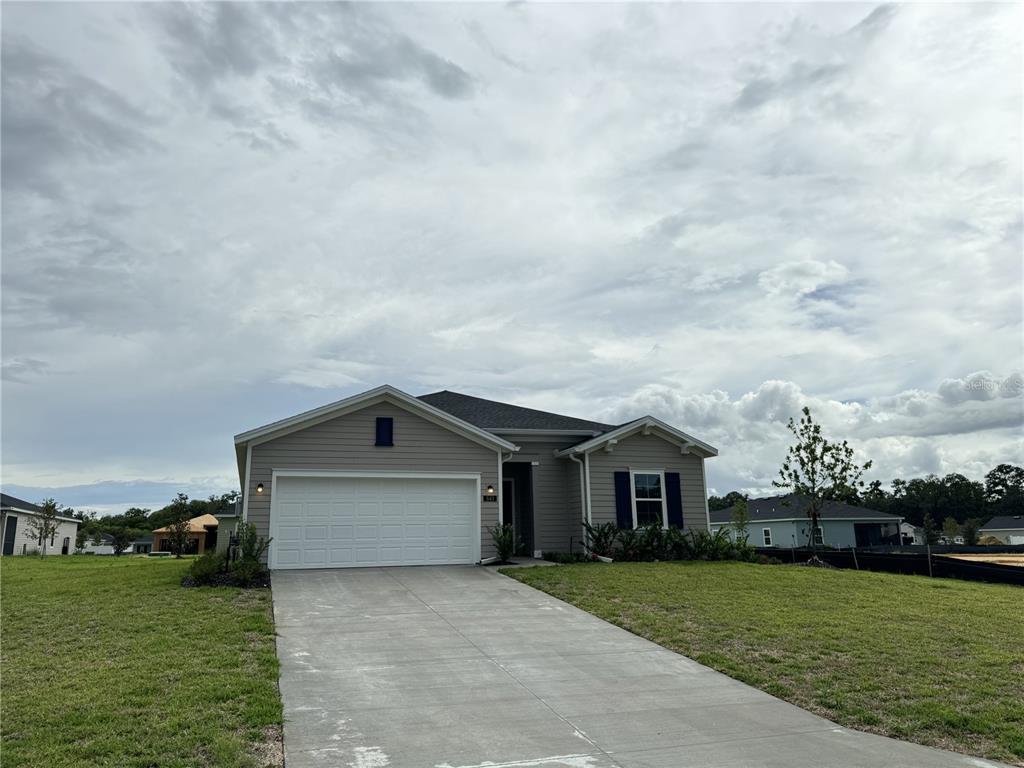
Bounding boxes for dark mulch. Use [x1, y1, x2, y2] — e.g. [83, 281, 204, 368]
[181, 571, 272, 589]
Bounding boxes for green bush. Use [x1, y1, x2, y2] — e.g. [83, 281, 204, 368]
[188, 552, 225, 585]
[490, 523, 519, 563]
[230, 558, 266, 587]
[236, 522, 272, 562]
[612, 526, 756, 563]
[582, 521, 619, 558]
[541, 551, 590, 564]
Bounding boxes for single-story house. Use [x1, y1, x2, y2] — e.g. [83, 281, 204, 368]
[213, 499, 241, 554]
[711, 494, 902, 549]
[152, 514, 220, 555]
[233, 384, 717, 569]
[1, 493, 80, 556]
[80, 532, 118, 555]
[979, 515, 1024, 545]
[900, 521, 925, 545]
[131, 535, 153, 554]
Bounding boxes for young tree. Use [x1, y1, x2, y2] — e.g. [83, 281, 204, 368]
[24, 498, 62, 556]
[730, 497, 751, 544]
[961, 518, 981, 546]
[108, 528, 134, 556]
[942, 516, 961, 542]
[773, 407, 872, 554]
[166, 493, 192, 558]
[921, 512, 940, 545]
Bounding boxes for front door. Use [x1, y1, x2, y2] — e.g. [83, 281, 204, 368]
[2, 516, 17, 555]
[62, 537, 70, 555]
[502, 479, 516, 545]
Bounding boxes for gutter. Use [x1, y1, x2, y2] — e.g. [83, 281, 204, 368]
[568, 452, 591, 527]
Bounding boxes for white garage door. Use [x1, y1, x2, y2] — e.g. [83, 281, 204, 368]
[270, 475, 478, 569]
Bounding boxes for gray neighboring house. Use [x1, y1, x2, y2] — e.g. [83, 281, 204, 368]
[711, 494, 902, 549]
[979, 515, 1024, 544]
[233, 384, 717, 569]
[1, 493, 79, 557]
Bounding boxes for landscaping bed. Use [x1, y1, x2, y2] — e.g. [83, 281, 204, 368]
[0, 556, 282, 767]
[505, 560, 1024, 766]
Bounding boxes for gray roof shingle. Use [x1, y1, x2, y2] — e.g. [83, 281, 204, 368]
[418, 390, 615, 433]
[0, 493, 42, 513]
[980, 515, 1024, 531]
[710, 494, 900, 524]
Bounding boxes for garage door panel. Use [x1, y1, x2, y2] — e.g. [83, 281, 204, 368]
[272, 475, 478, 569]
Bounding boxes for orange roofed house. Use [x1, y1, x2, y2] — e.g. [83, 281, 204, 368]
[152, 513, 220, 555]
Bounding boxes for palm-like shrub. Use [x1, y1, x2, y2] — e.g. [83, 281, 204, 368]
[490, 523, 519, 563]
[582, 521, 619, 558]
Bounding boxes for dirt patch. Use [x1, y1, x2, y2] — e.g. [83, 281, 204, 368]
[251, 724, 284, 768]
[945, 554, 1024, 567]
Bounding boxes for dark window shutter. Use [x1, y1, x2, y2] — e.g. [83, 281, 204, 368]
[614, 471, 633, 529]
[665, 472, 683, 528]
[375, 417, 394, 446]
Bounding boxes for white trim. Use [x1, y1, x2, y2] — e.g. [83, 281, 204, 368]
[487, 428, 603, 437]
[762, 528, 772, 546]
[241, 444, 252, 524]
[583, 452, 593, 526]
[711, 516, 901, 525]
[268, 470, 482, 569]
[630, 469, 668, 529]
[556, 416, 717, 458]
[235, 385, 518, 452]
[700, 458, 711, 532]
[0, 507, 79, 525]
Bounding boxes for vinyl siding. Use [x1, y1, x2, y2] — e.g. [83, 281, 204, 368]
[505, 439, 583, 554]
[246, 401, 499, 560]
[587, 434, 708, 531]
[1, 514, 78, 556]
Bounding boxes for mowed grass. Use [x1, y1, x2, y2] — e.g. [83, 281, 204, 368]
[506, 562, 1024, 765]
[1, 556, 281, 767]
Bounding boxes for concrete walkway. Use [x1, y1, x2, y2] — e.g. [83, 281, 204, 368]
[273, 566, 1008, 768]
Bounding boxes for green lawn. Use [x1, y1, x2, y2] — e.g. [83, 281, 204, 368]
[506, 562, 1024, 765]
[1, 556, 281, 768]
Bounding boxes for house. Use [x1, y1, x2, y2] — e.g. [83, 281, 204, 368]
[131, 535, 153, 554]
[152, 514, 220, 555]
[900, 521, 925, 545]
[979, 515, 1024, 545]
[1, 493, 80, 556]
[232, 384, 717, 569]
[710, 494, 902, 549]
[80, 532, 118, 555]
[213, 499, 241, 554]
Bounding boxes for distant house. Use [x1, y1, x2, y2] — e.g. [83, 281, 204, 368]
[80, 532, 118, 555]
[152, 514, 220, 555]
[900, 521, 925, 545]
[132, 535, 153, 554]
[1, 493, 80, 557]
[711, 494, 902, 549]
[213, 499, 241, 554]
[979, 515, 1024, 545]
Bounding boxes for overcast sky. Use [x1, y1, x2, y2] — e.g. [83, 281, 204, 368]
[2, 2, 1021, 515]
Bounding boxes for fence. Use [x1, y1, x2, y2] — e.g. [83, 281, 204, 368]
[755, 547, 1024, 587]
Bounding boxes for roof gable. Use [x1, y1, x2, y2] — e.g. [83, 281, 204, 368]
[980, 515, 1024, 531]
[555, 416, 718, 458]
[1, 492, 42, 513]
[417, 390, 614, 433]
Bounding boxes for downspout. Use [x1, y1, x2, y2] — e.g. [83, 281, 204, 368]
[569, 453, 587, 526]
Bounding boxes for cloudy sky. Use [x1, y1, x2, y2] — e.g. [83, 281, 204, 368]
[2, 2, 1021, 515]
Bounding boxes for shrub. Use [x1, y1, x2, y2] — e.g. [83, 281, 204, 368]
[582, 521, 619, 558]
[230, 558, 267, 587]
[541, 551, 590, 564]
[188, 552, 225, 585]
[490, 523, 519, 563]
[236, 522, 272, 562]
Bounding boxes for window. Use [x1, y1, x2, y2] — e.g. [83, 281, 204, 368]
[762, 528, 772, 547]
[375, 417, 394, 447]
[631, 471, 666, 528]
[813, 526, 824, 546]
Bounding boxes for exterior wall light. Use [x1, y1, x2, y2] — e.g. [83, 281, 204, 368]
[485, 484, 495, 494]
[256, 483, 264, 493]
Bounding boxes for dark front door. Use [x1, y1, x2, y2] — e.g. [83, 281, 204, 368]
[204, 529, 217, 552]
[854, 523, 883, 547]
[62, 537, 70, 555]
[503, 463, 535, 555]
[3, 516, 17, 555]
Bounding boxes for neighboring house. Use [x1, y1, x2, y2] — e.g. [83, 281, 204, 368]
[152, 514, 220, 555]
[710, 494, 902, 549]
[131, 535, 153, 554]
[214, 499, 242, 554]
[0, 493, 80, 557]
[979, 515, 1024, 545]
[233, 384, 717, 570]
[900, 521, 925, 545]
[80, 532, 118, 555]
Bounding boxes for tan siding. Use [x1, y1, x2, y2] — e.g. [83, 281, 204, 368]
[246, 401, 499, 560]
[587, 434, 709, 531]
[507, 439, 583, 554]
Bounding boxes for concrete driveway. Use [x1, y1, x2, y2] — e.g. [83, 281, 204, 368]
[273, 566, 1005, 768]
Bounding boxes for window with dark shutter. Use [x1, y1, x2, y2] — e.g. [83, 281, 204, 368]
[375, 417, 394, 446]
